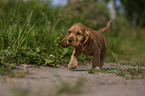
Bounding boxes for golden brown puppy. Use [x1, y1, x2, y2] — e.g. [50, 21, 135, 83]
[58, 20, 111, 69]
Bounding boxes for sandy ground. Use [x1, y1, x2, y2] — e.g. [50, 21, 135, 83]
[0, 63, 145, 96]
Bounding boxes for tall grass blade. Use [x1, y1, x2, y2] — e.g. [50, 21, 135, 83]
[19, 19, 39, 47]
[111, 52, 121, 68]
[14, 10, 33, 48]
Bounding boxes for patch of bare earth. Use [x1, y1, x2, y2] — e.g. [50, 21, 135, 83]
[0, 63, 145, 96]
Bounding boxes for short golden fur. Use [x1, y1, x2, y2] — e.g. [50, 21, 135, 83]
[58, 20, 111, 69]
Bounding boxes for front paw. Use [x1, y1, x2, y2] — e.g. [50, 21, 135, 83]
[95, 67, 100, 70]
[68, 63, 77, 69]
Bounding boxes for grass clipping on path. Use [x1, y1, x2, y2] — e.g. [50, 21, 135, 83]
[111, 52, 145, 79]
[88, 52, 145, 79]
[88, 67, 145, 79]
[114, 67, 145, 79]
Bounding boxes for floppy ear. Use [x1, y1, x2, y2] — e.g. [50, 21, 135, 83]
[57, 34, 70, 48]
[81, 30, 90, 45]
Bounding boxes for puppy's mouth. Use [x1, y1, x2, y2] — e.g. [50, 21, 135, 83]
[73, 39, 86, 47]
[67, 39, 78, 47]
[67, 38, 86, 47]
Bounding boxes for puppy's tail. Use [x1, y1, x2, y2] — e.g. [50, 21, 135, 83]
[97, 20, 111, 33]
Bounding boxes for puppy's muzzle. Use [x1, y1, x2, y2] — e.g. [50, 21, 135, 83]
[68, 39, 72, 43]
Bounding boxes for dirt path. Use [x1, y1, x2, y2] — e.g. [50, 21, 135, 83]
[0, 63, 145, 96]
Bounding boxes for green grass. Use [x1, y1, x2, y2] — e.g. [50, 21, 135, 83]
[114, 68, 145, 79]
[88, 67, 145, 79]
[0, 0, 145, 76]
[88, 60, 145, 79]
[0, 62, 29, 78]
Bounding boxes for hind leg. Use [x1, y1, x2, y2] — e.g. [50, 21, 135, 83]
[92, 48, 101, 70]
[100, 50, 107, 68]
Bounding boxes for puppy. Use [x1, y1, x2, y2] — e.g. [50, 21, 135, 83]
[58, 20, 111, 69]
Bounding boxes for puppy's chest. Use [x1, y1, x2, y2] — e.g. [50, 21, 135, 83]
[80, 46, 93, 56]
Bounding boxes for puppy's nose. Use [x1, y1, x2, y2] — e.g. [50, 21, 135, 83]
[68, 39, 72, 43]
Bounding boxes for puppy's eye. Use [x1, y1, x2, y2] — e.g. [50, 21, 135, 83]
[69, 31, 71, 33]
[77, 32, 81, 35]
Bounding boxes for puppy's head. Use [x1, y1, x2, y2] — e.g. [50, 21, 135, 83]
[58, 23, 90, 48]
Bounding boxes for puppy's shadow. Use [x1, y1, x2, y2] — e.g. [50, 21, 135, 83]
[70, 67, 119, 71]
[103, 67, 119, 71]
